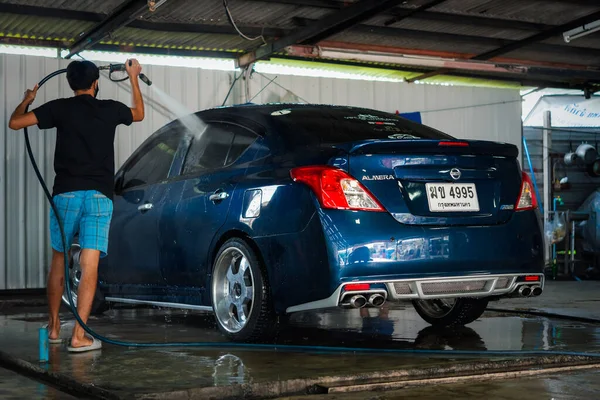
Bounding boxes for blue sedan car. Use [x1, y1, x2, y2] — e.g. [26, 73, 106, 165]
[63, 104, 545, 342]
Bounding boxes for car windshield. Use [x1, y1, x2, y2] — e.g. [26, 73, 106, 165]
[263, 106, 453, 146]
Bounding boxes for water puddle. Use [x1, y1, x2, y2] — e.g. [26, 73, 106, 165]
[3, 306, 600, 394]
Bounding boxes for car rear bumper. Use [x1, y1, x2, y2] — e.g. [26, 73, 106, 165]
[286, 272, 544, 313]
[284, 207, 544, 313]
[325, 207, 544, 279]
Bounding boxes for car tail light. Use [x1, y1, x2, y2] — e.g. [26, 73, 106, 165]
[515, 171, 538, 211]
[525, 275, 540, 282]
[290, 166, 385, 212]
[438, 141, 469, 147]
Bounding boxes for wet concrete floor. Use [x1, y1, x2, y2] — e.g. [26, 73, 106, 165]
[2, 297, 600, 398]
[279, 370, 600, 400]
[0, 366, 77, 400]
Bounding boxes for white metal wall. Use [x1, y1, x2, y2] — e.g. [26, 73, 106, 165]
[0, 53, 522, 290]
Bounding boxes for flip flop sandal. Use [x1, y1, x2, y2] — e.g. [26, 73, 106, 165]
[41, 324, 64, 344]
[67, 336, 102, 353]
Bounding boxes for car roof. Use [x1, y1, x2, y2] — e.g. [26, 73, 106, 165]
[198, 103, 388, 117]
[192, 103, 403, 132]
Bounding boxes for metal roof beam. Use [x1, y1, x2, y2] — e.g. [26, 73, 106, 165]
[64, 0, 151, 59]
[237, 0, 416, 68]
[0, 3, 103, 22]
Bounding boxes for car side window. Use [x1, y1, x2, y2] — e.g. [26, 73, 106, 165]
[226, 129, 258, 165]
[182, 122, 257, 175]
[121, 130, 183, 190]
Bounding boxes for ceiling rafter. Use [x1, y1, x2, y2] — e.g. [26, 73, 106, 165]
[65, 0, 156, 58]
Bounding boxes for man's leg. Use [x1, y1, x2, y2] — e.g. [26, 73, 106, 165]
[47, 249, 65, 340]
[48, 192, 81, 341]
[69, 248, 100, 348]
[69, 190, 113, 349]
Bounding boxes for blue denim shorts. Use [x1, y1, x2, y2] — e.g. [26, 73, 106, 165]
[49, 190, 113, 258]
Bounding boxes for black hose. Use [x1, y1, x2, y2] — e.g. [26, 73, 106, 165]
[20, 68, 600, 358]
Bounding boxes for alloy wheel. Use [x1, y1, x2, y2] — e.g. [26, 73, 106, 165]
[212, 247, 255, 333]
[61, 244, 81, 308]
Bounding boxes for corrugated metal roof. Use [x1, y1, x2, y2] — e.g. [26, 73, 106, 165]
[0, 13, 91, 41]
[428, 0, 600, 25]
[1, 0, 599, 55]
[0, 0, 600, 87]
[109, 26, 252, 52]
[365, 14, 534, 40]
[0, 0, 122, 14]
[506, 46, 600, 66]
[145, 0, 332, 29]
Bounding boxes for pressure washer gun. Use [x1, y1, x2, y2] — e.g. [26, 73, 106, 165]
[99, 60, 152, 86]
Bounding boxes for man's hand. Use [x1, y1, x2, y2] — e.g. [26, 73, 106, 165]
[126, 58, 145, 122]
[23, 84, 39, 105]
[9, 84, 40, 130]
[125, 59, 142, 79]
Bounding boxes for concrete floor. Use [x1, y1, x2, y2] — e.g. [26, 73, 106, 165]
[1, 281, 599, 399]
[0, 366, 77, 400]
[493, 280, 600, 320]
[279, 370, 600, 400]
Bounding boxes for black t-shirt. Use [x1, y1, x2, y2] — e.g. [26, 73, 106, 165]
[32, 95, 133, 200]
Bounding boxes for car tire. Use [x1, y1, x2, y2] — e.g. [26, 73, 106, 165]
[211, 238, 275, 342]
[61, 243, 108, 316]
[412, 297, 488, 327]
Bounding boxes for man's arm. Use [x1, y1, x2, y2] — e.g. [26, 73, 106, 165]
[126, 59, 145, 122]
[8, 85, 39, 130]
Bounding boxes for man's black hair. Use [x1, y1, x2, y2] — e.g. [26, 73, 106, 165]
[66, 60, 100, 91]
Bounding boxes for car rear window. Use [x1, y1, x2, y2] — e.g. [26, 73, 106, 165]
[264, 106, 453, 146]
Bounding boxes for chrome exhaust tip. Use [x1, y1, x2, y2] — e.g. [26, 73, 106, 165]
[531, 286, 542, 297]
[349, 295, 367, 308]
[518, 285, 532, 297]
[368, 293, 385, 307]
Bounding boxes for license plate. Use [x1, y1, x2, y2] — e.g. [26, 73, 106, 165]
[425, 183, 480, 212]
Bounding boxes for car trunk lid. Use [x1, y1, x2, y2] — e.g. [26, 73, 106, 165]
[345, 139, 522, 225]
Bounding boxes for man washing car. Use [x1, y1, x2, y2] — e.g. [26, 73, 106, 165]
[8, 58, 145, 352]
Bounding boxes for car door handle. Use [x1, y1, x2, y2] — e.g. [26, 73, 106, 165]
[137, 203, 153, 211]
[209, 192, 229, 202]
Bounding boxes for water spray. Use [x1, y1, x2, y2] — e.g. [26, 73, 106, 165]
[18, 63, 600, 359]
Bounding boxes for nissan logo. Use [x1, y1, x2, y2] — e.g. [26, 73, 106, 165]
[450, 168, 461, 180]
